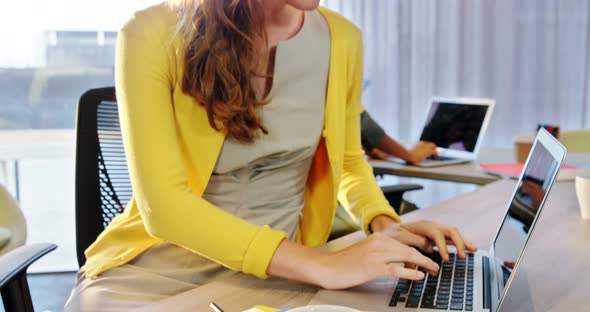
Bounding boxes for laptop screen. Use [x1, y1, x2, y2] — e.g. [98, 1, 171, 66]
[419, 101, 490, 152]
[492, 138, 561, 295]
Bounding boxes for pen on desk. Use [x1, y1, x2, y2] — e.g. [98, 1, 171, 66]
[482, 171, 503, 178]
[210, 302, 224, 312]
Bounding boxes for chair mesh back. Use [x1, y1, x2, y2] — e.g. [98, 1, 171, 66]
[96, 101, 131, 227]
[76, 87, 132, 267]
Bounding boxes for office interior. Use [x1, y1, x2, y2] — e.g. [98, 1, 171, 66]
[0, 1, 589, 311]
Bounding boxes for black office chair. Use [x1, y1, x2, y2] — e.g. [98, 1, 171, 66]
[74, 87, 423, 263]
[381, 184, 422, 213]
[75, 87, 131, 267]
[0, 243, 57, 312]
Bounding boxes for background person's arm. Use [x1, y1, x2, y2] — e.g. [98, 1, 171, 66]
[361, 110, 437, 163]
[378, 135, 437, 164]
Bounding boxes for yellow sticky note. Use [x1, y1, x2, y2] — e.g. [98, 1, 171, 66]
[242, 306, 280, 312]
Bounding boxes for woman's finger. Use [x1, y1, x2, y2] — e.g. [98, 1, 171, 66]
[443, 236, 478, 254]
[424, 228, 449, 262]
[377, 246, 439, 276]
[406, 248, 440, 276]
[404, 262, 418, 270]
[377, 248, 438, 277]
[447, 227, 466, 258]
[387, 263, 427, 281]
[399, 230, 434, 253]
[465, 240, 478, 252]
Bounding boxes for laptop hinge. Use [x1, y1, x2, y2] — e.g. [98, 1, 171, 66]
[482, 256, 492, 310]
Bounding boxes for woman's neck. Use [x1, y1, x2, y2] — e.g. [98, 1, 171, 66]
[263, 2, 304, 47]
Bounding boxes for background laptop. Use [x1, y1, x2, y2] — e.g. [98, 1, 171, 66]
[311, 129, 566, 311]
[390, 97, 495, 167]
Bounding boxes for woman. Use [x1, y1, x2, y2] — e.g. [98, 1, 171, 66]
[66, 0, 476, 310]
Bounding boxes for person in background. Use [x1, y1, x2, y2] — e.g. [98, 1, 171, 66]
[361, 110, 438, 163]
[331, 111, 438, 237]
[65, 0, 476, 310]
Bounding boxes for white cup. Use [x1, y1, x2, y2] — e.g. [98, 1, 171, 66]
[575, 176, 590, 220]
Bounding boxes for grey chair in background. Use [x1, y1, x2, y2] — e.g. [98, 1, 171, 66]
[0, 183, 57, 312]
[0, 183, 26, 256]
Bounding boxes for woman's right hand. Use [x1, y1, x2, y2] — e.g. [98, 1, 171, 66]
[268, 232, 439, 290]
[313, 232, 440, 289]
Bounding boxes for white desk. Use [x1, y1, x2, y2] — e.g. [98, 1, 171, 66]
[136, 180, 590, 312]
[370, 147, 590, 185]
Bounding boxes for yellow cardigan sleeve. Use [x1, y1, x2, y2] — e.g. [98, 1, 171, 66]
[337, 32, 402, 234]
[115, 14, 286, 279]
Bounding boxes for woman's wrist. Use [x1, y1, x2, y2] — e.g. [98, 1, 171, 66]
[267, 238, 330, 287]
[370, 214, 399, 233]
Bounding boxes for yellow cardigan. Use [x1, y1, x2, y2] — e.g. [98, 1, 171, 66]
[84, 3, 401, 279]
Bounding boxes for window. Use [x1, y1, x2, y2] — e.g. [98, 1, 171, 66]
[0, 0, 161, 272]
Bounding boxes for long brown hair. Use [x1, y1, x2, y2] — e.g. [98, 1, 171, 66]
[171, 0, 269, 143]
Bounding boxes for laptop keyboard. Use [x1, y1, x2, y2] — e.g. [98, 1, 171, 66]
[422, 156, 456, 162]
[389, 252, 475, 310]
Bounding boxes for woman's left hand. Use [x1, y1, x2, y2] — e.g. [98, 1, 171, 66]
[370, 215, 478, 262]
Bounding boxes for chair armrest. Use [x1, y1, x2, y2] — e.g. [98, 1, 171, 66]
[0, 243, 57, 288]
[380, 184, 424, 215]
[380, 184, 423, 194]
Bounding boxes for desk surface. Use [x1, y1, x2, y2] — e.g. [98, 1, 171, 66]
[137, 180, 590, 312]
[370, 147, 590, 185]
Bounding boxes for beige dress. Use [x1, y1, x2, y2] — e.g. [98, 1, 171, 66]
[65, 10, 330, 312]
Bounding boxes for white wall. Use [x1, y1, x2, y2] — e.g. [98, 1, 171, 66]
[322, 0, 590, 147]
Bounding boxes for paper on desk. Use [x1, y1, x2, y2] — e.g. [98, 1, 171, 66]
[479, 163, 583, 181]
[244, 306, 364, 312]
[242, 306, 281, 312]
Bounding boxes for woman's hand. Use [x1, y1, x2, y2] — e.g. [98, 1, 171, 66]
[314, 232, 440, 289]
[370, 215, 477, 262]
[267, 233, 439, 290]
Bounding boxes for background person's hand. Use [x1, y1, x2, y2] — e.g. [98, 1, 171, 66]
[370, 216, 477, 262]
[314, 232, 440, 289]
[408, 141, 437, 163]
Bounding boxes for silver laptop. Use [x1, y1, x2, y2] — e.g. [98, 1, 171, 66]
[389, 97, 495, 167]
[311, 128, 566, 311]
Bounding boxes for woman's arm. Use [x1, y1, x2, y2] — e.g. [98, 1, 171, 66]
[338, 29, 476, 262]
[337, 31, 402, 231]
[266, 25, 440, 289]
[267, 232, 439, 289]
[116, 13, 286, 279]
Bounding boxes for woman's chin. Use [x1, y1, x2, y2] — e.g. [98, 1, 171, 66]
[288, 0, 321, 11]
